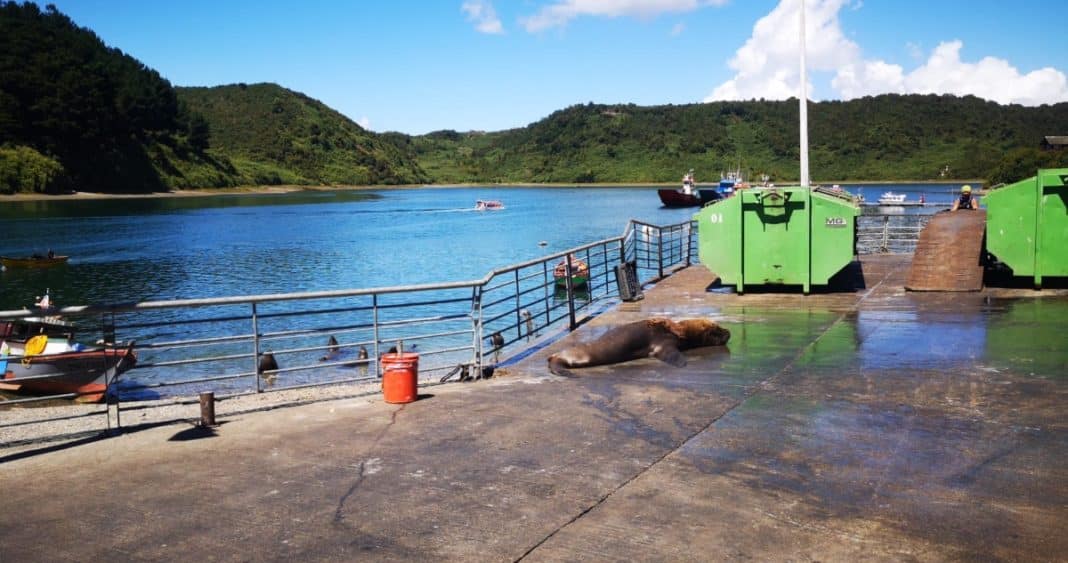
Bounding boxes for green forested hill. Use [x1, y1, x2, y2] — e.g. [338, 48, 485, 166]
[0, 2, 210, 193]
[2, 1, 1067, 195]
[176, 83, 427, 186]
[0, 2, 425, 194]
[409, 96, 1068, 185]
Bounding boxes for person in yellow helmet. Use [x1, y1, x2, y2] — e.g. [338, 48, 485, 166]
[951, 184, 978, 211]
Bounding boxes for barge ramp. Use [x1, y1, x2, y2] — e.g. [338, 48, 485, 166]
[1, 254, 1066, 561]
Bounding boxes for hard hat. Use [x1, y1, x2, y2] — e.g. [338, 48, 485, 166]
[961, 185, 972, 193]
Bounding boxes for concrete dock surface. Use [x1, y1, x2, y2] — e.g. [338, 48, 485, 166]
[2, 254, 1066, 561]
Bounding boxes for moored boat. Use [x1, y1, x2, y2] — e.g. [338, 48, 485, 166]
[1, 254, 69, 269]
[658, 169, 721, 208]
[553, 255, 589, 289]
[878, 191, 907, 204]
[0, 296, 135, 402]
[716, 168, 748, 197]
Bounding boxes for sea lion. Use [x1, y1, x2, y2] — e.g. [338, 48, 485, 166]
[489, 331, 505, 363]
[257, 352, 279, 375]
[318, 335, 341, 362]
[547, 317, 730, 377]
[258, 352, 280, 387]
[356, 345, 369, 374]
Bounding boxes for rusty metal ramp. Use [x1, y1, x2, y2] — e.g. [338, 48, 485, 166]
[906, 210, 986, 291]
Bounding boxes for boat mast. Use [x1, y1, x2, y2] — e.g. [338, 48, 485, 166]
[798, 0, 810, 188]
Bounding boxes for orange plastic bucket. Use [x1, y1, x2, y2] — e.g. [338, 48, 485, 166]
[380, 352, 419, 404]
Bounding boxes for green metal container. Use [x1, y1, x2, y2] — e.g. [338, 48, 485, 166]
[984, 169, 1068, 288]
[694, 186, 859, 293]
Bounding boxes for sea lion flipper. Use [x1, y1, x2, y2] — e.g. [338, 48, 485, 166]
[548, 356, 578, 377]
[653, 346, 687, 367]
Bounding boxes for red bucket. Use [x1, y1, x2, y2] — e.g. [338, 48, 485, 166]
[380, 352, 419, 404]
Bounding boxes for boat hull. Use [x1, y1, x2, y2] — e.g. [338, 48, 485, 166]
[658, 189, 721, 208]
[553, 275, 589, 289]
[1, 256, 69, 268]
[1, 348, 135, 402]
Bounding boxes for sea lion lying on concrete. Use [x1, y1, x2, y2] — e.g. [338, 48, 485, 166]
[547, 318, 730, 377]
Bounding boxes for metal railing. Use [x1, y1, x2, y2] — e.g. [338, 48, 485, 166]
[0, 219, 697, 447]
[857, 213, 935, 254]
[0, 211, 929, 447]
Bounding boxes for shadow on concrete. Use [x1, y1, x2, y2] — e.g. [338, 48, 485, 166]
[168, 422, 227, 441]
[702, 260, 866, 294]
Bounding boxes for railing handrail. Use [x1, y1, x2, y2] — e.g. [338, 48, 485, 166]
[0, 237, 629, 321]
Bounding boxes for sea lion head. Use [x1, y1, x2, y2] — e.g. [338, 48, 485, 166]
[675, 318, 731, 348]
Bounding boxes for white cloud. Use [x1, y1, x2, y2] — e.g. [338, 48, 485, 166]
[705, 0, 857, 102]
[706, 0, 1068, 107]
[357, 116, 372, 130]
[463, 0, 504, 34]
[670, 22, 686, 36]
[900, 41, 1068, 106]
[520, 0, 727, 33]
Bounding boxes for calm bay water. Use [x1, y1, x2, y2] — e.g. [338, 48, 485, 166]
[0, 183, 962, 311]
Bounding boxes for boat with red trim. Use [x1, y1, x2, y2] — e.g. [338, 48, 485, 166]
[657, 169, 722, 208]
[0, 295, 135, 403]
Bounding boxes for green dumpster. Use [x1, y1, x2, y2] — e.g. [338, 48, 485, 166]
[693, 186, 860, 293]
[984, 168, 1068, 288]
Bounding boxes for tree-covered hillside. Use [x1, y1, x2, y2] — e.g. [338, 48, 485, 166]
[0, 2, 426, 194]
[0, 1, 214, 193]
[409, 96, 1068, 185]
[177, 83, 427, 186]
[2, 1, 1066, 195]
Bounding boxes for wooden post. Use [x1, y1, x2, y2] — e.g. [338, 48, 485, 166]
[199, 392, 216, 427]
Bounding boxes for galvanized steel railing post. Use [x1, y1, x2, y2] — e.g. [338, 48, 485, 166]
[881, 216, 890, 253]
[371, 294, 380, 378]
[657, 228, 665, 279]
[100, 311, 121, 433]
[564, 258, 577, 331]
[252, 302, 262, 393]
[471, 286, 483, 377]
[513, 270, 523, 343]
[687, 221, 695, 266]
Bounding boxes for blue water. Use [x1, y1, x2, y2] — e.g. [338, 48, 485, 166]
[0, 187, 688, 310]
[0, 183, 965, 311]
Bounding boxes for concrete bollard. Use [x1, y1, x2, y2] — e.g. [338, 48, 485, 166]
[199, 392, 216, 426]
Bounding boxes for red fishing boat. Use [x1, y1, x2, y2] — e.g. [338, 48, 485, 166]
[657, 169, 721, 208]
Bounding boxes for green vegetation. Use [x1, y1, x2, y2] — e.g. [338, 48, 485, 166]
[1, 1, 1066, 195]
[407, 97, 1068, 184]
[0, 2, 425, 193]
[0, 2, 202, 193]
[177, 83, 427, 186]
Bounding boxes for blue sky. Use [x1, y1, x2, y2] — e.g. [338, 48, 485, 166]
[48, 0, 1068, 135]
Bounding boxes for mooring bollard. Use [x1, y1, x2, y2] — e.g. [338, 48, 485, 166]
[199, 391, 216, 426]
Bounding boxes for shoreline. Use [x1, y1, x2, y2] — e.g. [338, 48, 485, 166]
[0, 179, 983, 203]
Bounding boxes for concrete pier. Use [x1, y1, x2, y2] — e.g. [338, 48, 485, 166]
[2, 255, 1066, 561]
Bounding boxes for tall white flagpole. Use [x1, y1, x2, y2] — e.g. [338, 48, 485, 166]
[798, 0, 810, 188]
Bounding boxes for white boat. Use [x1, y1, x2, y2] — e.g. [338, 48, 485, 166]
[878, 191, 907, 204]
[475, 199, 504, 211]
